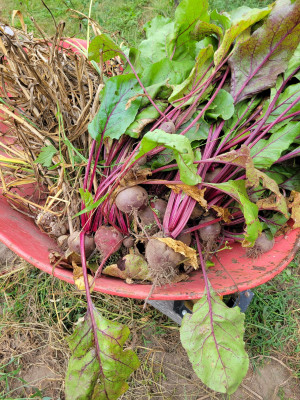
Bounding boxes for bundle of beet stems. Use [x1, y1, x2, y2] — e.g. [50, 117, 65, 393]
[77, 5, 300, 291]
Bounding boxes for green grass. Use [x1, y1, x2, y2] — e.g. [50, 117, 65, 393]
[244, 253, 300, 374]
[1, 0, 272, 46]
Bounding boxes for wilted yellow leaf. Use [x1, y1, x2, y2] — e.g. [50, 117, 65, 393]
[288, 191, 300, 228]
[167, 184, 207, 209]
[257, 193, 289, 218]
[72, 261, 95, 292]
[211, 205, 231, 223]
[156, 237, 198, 270]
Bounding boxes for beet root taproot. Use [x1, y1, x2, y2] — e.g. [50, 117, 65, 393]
[145, 238, 184, 285]
[68, 231, 95, 257]
[115, 186, 148, 214]
[247, 232, 275, 258]
[199, 215, 221, 242]
[94, 226, 123, 258]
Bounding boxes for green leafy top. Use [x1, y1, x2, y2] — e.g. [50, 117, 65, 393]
[135, 129, 201, 186]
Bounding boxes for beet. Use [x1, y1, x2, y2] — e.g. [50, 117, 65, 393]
[138, 199, 167, 234]
[145, 238, 184, 285]
[123, 236, 135, 248]
[199, 215, 221, 242]
[190, 204, 203, 220]
[145, 238, 183, 270]
[177, 231, 192, 246]
[160, 121, 176, 134]
[247, 232, 275, 258]
[94, 226, 123, 257]
[68, 231, 95, 257]
[115, 186, 148, 214]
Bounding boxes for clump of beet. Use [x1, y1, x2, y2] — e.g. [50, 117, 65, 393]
[145, 238, 184, 285]
[68, 231, 95, 257]
[115, 186, 148, 214]
[123, 236, 135, 248]
[199, 215, 221, 242]
[36, 211, 68, 237]
[246, 232, 275, 258]
[138, 199, 167, 234]
[199, 215, 221, 260]
[160, 121, 175, 134]
[190, 204, 203, 220]
[94, 226, 123, 258]
[177, 231, 192, 246]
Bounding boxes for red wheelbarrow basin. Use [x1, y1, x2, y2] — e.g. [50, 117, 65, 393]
[0, 194, 299, 300]
[0, 38, 299, 300]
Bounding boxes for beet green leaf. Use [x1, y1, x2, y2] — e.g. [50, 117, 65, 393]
[88, 74, 142, 141]
[65, 308, 140, 400]
[141, 57, 194, 101]
[251, 121, 300, 168]
[223, 96, 261, 140]
[210, 9, 231, 32]
[173, 0, 209, 37]
[262, 83, 300, 127]
[208, 180, 262, 246]
[168, 0, 209, 60]
[214, 5, 271, 66]
[284, 43, 300, 79]
[261, 213, 289, 238]
[180, 289, 249, 394]
[205, 89, 234, 120]
[138, 16, 174, 66]
[135, 129, 201, 186]
[229, 0, 300, 102]
[168, 45, 214, 105]
[125, 101, 167, 138]
[193, 20, 223, 41]
[88, 34, 124, 63]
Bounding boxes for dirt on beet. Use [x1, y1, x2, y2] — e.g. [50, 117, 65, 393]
[0, 245, 299, 400]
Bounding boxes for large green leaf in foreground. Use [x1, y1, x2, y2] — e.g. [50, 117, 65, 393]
[180, 290, 249, 394]
[65, 308, 139, 400]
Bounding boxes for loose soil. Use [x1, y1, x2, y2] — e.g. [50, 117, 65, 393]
[0, 243, 299, 400]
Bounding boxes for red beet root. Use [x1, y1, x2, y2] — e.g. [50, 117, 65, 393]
[68, 231, 95, 257]
[115, 186, 148, 214]
[94, 226, 123, 257]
